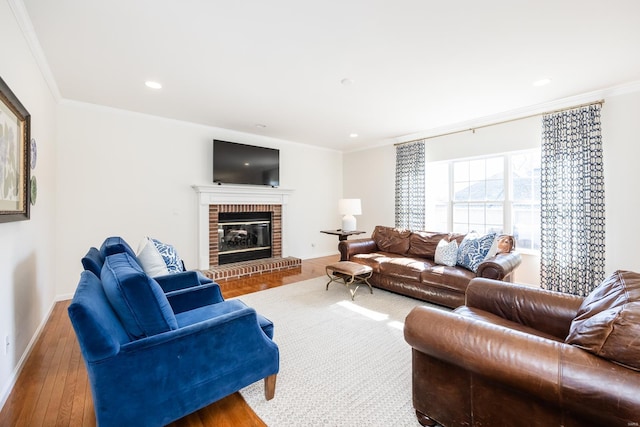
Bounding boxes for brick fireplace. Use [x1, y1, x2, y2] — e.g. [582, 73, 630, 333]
[209, 203, 281, 266]
[193, 185, 301, 281]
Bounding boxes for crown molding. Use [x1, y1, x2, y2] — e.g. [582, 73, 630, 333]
[8, 0, 62, 101]
[392, 80, 640, 145]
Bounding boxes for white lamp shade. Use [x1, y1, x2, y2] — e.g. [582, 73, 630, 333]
[338, 199, 362, 216]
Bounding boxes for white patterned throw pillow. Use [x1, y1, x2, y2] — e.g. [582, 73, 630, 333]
[137, 237, 184, 277]
[434, 239, 458, 267]
[456, 232, 498, 273]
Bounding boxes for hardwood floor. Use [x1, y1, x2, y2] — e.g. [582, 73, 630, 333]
[0, 254, 339, 427]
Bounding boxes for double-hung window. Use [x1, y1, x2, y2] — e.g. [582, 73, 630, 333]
[425, 149, 540, 251]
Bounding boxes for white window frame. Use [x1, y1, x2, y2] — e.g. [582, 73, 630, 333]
[425, 149, 540, 254]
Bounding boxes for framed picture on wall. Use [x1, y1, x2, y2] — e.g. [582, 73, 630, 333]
[0, 76, 31, 222]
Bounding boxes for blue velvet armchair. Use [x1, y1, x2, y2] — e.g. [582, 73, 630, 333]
[68, 251, 279, 427]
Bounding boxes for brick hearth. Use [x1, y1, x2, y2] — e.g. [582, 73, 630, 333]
[204, 202, 300, 281]
[202, 256, 302, 282]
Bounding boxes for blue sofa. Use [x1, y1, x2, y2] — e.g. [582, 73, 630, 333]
[69, 250, 279, 426]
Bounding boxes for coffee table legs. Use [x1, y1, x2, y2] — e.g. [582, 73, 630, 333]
[325, 268, 373, 301]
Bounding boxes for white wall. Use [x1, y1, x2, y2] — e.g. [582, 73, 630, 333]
[343, 144, 396, 236]
[55, 102, 343, 296]
[344, 93, 640, 286]
[0, 0, 58, 407]
[602, 91, 640, 275]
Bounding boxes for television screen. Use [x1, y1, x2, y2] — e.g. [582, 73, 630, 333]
[213, 140, 280, 187]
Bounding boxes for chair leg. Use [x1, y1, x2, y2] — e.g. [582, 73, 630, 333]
[264, 374, 277, 400]
[415, 410, 437, 426]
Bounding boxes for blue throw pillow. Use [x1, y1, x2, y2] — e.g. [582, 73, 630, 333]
[456, 232, 497, 273]
[136, 237, 185, 276]
[151, 238, 183, 274]
[101, 252, 178, 340]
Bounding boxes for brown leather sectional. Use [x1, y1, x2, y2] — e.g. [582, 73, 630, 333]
[338, 226, 522, 308]
[404, 273, 640, 426]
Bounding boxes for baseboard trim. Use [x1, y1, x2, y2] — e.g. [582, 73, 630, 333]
[0, 298, 57, 413]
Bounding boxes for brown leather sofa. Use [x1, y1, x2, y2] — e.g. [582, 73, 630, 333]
[404, 273, 640, 427]
[338, 226, 521, 308]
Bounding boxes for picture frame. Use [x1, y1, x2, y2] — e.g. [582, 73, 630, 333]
[0, 76, 31, 222]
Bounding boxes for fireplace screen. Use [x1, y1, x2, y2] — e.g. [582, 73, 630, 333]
[218, 212, 272, 264]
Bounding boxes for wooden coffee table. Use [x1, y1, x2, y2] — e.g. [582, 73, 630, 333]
[325, 261, 373, 300]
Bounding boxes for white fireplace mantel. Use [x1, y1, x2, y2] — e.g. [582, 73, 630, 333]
[192, 185, 294, 269]
[193, 184, 294, 205]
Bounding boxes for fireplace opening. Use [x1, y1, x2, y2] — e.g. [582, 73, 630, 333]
[218, 211, 272, 265]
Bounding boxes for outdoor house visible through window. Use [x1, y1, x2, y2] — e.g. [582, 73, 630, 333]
[425, 150, 541, 251]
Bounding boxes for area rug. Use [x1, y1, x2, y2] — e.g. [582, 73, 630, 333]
[236, 276, 443, 426]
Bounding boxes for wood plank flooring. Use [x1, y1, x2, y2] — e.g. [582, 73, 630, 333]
[0, 254, 339, 427]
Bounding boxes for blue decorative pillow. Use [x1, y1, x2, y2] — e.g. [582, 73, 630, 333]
[151, 238, 183, 273]
[137, 237, 184, 276]
[456, 232, 498, 273]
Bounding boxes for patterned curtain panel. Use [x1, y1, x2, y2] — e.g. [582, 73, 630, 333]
[540, 104, 605, 296]
[395, 141, 425, 230]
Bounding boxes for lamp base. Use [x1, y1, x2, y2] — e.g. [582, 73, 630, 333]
[342, 215, 356, 232]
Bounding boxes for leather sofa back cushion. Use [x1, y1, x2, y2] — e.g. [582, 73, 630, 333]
[372, 226, 411, 254]
[408, 232, 451, 258]
[566, 270, 640, 370]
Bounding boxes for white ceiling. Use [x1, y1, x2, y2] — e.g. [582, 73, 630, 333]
[19, 0, 640, 151]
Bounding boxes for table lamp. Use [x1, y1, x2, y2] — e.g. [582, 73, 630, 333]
[338, 199, 362, 232]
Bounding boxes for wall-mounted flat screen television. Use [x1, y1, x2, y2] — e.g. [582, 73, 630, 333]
[213, 140, 280, 187]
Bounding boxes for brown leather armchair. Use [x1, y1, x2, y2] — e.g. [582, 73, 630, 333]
[404, 275, 640, 427]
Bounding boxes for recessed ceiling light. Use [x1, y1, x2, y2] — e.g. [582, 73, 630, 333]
[145, 81, 162, 89]
[349, 133, 358, 138]
[533, 78, 552, 87]
[341, 78, 354, 86]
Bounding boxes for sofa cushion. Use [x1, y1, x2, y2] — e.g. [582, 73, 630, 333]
[455, 306, 564, 342]
[175, 299, 275, 339]
[408, 232, 451, 258]
[456, 232, 498, 273]
[378, 257, 430, 281]
[421, 266, 475, 292]
[372, 226, 411, 254]
[434, 239, 458, 267]
[350, 252, 396, 274]
[101, 252, 178, 340]
[566, 270, 640, 370]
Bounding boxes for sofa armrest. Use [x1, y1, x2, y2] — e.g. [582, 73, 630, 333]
[465, 278, 583, 339]
[338, 238, 378, 261]
[404, 305, 640, 425]
[166, 282, 224, 314]
[476, 251, 522, 280]
[154, 271, 211, 293]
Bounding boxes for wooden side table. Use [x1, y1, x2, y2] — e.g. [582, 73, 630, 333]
[320, 229, 366, 241]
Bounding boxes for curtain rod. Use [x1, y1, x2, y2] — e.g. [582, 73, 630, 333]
[394, 99, 605, 146]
